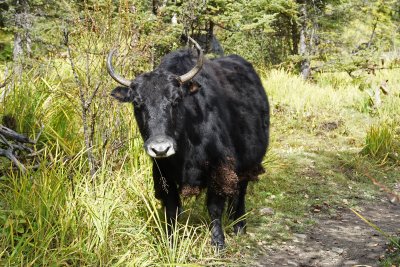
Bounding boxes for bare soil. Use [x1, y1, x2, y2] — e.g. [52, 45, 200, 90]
[256, 200, 400, 267]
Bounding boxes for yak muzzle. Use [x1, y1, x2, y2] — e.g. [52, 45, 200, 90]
[144, 135, 176, 158]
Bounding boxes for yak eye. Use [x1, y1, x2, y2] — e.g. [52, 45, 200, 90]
[132, 98, 143, 109]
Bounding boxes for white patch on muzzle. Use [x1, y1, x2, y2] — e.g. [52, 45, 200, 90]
[145, 136, 176, 158]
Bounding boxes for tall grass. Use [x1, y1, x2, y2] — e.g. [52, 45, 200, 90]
[0, 142, 213, 265]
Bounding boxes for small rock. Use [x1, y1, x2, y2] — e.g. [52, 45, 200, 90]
[367, 253, 380, 259]
[343, 260, 358, 265]
[287, 260, 298, 266]
[260, 207, 275, 216]
[293, 233, 307, 239]
[304, 247, 314, 252]
[320, 121, 340, 131]
[331, 247, 344, 254]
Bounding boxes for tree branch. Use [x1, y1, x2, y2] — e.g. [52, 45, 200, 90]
[63, 26, 97, 180]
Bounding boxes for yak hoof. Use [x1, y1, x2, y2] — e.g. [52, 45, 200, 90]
[211, 238, 225, 250]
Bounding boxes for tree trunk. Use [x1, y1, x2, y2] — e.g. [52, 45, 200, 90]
[291, 18, 299, 55]
[13, 0, 31, 79]
[13, 20, 23, 78]
[367, 19, 378, 49]
[299, 2, 310, 79]
[205, 21, 214, 53]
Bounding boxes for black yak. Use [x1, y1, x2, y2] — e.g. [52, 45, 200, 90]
[107, 37, 269, 249]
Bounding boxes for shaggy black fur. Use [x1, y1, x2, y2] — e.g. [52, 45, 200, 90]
[111, 49, 270, 249]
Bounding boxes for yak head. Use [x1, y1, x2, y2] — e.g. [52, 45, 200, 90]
[107, 38, 203, 158]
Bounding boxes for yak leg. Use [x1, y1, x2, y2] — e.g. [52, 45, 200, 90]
[207, 190, 226, 249]
[161, 184, 181, 234]
[228, 180, 248, 235]
[153, 172, 181, 234]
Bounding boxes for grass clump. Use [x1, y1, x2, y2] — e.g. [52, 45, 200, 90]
[362, 120, 400, 163]
[380, 237, 400, 267]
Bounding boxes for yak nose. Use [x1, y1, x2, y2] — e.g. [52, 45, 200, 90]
[151, 143, 170, 155]
[144, 135, 176, 158]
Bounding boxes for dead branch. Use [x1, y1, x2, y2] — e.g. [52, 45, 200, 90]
[0, 124, 35, 143]
[380, 80, 389, 95]
[0, 77, 9, 89]
[0, 124, 42, 173]
[0, 148, 27, 173]
[310, 57, 400, 78]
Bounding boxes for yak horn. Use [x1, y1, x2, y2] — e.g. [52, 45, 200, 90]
[177, 37, 204, 83]
[106, 48, 131, 87]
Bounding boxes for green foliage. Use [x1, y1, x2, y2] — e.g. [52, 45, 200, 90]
[2, 0, 399, 69]
[0, 32, 12, 61]
[214, 0, 297, 65]
[314, 0, 400, 74]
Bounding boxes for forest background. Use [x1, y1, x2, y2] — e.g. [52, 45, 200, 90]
[0, 0, 399, 266]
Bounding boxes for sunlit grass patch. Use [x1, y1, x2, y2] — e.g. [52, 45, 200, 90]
[263, 69, 363, 115]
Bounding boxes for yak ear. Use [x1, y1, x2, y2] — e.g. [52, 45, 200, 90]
[111, 86, 133, 102]
[185, 80, 201, 94]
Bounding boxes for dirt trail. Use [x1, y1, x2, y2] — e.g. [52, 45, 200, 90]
[256, 200, 400, 267]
